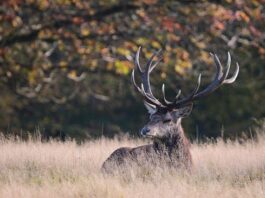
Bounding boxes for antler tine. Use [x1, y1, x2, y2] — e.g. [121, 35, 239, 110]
[134, 47, 159, 98]
[150, 50, 163, 73]
[175, 52, 239, 104]
[223, 52, 231, 80]
[133, 47, 153, 95]
[135, 47, 144, 73]
[142, 49, 163, 98]
[223, 62, 239, 84]
[141, 83, 164, 106]
[131, 69, 142, 93]
[146, 49, 161, 72]
[220, 52, 239, 84]
[182, 55, 223, 100]
[210, 53, 223, 80]
[131, 47, 165, 108]
[194, 73, 202, 94]
[135, 47, 162, 75]
[142, 50, 158, 97]
[132, 68, 161, 106]
[174, 73, 201, 106]
[176, 89, 181, 99]
[162, 84, 173, 105]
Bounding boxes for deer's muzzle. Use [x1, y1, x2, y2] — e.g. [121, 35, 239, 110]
[140, 127, 151, 137]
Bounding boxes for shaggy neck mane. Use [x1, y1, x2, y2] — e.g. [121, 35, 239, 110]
[151, 120, 192, 169]
[153, 120, 190, 157]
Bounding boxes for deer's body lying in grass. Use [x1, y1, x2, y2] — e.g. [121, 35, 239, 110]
[102, 47, 239, 173]
[102, 122, 192, 172]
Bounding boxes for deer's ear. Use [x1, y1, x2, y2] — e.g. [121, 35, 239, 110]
[144, 101, 157, 115]
[172, 103, 193, 118]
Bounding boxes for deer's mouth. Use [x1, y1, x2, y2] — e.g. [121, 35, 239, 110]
[144, 133, 164, 139]
[142, 133, 153, 138]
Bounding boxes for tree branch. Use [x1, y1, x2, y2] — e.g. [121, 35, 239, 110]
[0, 4, 139, 47]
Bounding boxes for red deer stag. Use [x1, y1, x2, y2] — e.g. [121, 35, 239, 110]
[102, 47, 239, 173]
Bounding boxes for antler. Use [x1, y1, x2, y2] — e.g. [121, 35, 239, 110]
[167, 52, 239, 108]
[131, 47, 165, 108]
[132, 47, 239, 111]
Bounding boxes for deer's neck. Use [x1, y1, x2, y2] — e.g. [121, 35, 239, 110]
[153, 120, 190, 155]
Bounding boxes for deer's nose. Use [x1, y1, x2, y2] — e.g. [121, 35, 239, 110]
[140, 127, 150, 136]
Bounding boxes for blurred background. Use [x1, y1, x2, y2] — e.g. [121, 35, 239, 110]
[0, 0, 264, 141]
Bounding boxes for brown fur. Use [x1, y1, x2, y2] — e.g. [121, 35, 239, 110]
[101, 123, 192, 173]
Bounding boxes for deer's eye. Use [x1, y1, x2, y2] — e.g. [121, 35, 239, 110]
[163, 119, 171, 123]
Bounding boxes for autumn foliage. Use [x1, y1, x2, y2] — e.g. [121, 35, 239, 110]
[0, 0, 264, 139]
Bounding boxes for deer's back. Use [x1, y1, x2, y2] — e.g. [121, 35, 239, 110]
[101, 141, 192, 173]
[101, 144, 155, 173]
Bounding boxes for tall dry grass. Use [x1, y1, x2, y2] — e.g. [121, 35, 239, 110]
[0, 134, 265, 198]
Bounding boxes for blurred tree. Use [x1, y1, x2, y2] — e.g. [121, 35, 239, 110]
[0, 0, 264, 140]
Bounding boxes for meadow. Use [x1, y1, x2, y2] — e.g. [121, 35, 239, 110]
[0, 133, 264, 198]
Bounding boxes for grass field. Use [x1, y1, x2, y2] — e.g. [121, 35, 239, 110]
[0, 134, 265, 198]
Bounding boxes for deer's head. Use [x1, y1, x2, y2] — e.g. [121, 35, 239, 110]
[132, 47, 239, 139]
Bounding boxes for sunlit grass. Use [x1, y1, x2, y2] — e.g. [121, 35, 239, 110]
[0, 134, 264, 198]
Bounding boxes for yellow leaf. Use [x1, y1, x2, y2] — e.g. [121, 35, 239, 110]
[58, 41, 65, 51]
[175, 59, 192, 76]
[38, 29, 52, 39]
[67, 70, 77, 79]
[12, 16, 22, 27]
[38, 0, 49, 10]
[116, 48, 131, 56]
[90, 60, 97, 70]
[28, 70, 37, 85]
[14, 64, 20, 72]
[151, 41, 161, 49]
[200, 51, 213, 64]
[114, 60, 131, 75]
[106, 62, 113, 70]
[175, 66, 185, 76]
[81, 24, 90, 36]
[59, 61, 67, 67]
[190, 37, 206, 49]
[136, 37, 148, 45]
